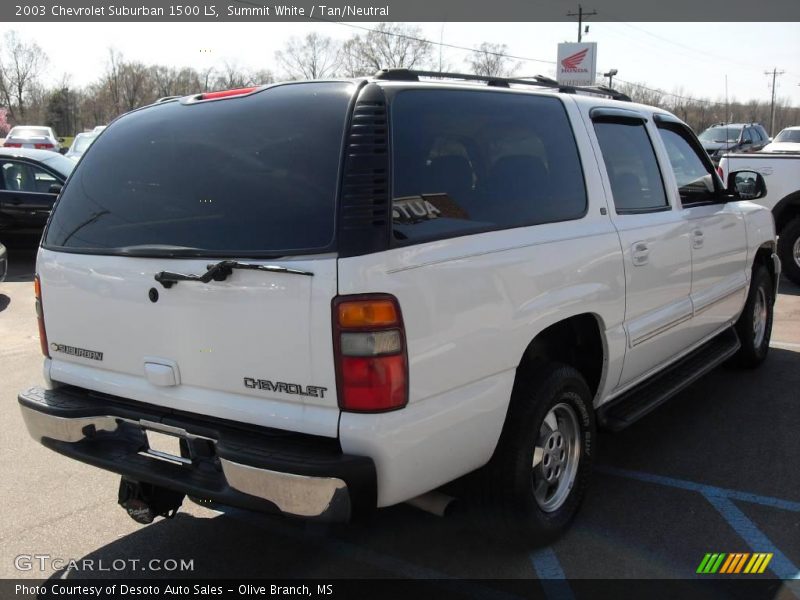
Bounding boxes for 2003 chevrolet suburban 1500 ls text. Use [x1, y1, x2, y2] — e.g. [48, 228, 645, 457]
[18, 70, 780, 543]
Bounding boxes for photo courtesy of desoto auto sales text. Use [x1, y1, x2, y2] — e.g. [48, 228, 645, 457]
[0, 0, 798, 597]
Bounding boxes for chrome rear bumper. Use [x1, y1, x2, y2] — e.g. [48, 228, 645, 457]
[18, 386, 374, 522]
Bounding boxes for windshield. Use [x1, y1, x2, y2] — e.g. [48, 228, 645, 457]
[699, 126, 742, 143]
[10, 127, 50, 138]
[44, 82, 353, 256]
[773, 129, 800, 143]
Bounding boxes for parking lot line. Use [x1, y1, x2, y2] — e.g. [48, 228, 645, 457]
[529, 548, 575, 600]
[703, 494, 799, 581]
[597, 466, 800, 512]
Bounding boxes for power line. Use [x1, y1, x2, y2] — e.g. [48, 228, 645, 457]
[310, 19, 795, 108]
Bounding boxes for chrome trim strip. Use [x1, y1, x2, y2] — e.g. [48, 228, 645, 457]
[220, 459, 350, 519]
[693, 285, 747, 316]
[630, 313, 692, 348]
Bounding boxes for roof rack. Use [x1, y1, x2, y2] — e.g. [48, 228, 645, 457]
[373, 69, 631, 102]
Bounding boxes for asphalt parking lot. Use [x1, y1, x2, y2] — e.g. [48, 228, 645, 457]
[1, 230, 798, 595]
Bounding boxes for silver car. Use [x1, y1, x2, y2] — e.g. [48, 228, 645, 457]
[3, 126, 62, 152]
[65, 132, 99, 160]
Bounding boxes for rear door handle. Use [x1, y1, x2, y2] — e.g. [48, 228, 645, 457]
[632, 242, 649, 266]
[693, 229, 704, 249]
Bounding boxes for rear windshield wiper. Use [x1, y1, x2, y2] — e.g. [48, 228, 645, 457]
[155, 260, 313, 288]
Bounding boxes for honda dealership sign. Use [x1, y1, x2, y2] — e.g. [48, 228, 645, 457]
[556, 43, 597, 86]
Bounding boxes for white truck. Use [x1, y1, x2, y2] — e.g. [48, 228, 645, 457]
[719, 152, 800, 284]
[18, 70, 780, 544]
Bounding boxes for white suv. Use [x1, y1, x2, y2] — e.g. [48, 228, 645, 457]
[18, 70, 779, 543]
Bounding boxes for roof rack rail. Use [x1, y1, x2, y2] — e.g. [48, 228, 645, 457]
[155, 96, 180, 103]
[372, 69, 631, 102]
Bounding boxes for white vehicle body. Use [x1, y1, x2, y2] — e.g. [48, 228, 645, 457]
[20, 76, 779, 525]
[719, 151, 800, 283]
[761, 126, 800, 153]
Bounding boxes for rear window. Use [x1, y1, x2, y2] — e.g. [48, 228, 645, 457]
[10, 127, 50, 137]
[391, 89, 587, 244]
[45, 82, 353, 256]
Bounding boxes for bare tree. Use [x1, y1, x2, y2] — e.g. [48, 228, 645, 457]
[340, 23, 432, 77]
[276, 33, 340, 80]
[0, 30, 48, 121]
[468, 43, 519, 78]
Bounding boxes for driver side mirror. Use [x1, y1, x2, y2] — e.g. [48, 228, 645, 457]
[727, 170, 766, 201]
[48, 183, 63, 195]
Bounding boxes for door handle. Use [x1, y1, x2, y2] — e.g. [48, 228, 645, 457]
[692, 229, 704, 249]
[632, 242, 649, 266]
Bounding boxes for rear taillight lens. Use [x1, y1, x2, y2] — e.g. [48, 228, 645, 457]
[716, 166, 725, 181]
[333, 295, 408, 412]
[200, 86, 257, 100]
[34, 143, 53, 149]
[3, 142, 21, 148]
[34, 275, 50, 358]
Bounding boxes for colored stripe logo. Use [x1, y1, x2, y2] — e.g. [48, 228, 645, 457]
[697, 553, 773, 574]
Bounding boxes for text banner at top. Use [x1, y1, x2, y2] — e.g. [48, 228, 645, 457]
[4, 0, 800, 22]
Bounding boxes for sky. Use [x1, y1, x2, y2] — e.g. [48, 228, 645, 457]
[3, 21, 799, 107]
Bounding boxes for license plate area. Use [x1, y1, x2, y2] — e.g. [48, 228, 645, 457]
[143, 430, 191, 465]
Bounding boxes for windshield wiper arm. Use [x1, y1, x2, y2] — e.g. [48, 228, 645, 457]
[155, 260, 313, 288]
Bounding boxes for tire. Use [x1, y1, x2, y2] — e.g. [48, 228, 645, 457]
[778, 217, 800, 286]
[478, 362, 595, 546]
[731, 263, 774, 369]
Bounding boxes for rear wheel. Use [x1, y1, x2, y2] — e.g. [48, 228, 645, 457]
[731, 264, 774, 368]
[479, 363, 595, 545]
[778, 217, 800, 285]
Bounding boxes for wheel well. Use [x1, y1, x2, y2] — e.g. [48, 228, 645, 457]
[773, 191, 800, 234]
[519, 314, 605, 399]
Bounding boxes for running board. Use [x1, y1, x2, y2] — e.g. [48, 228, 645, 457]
[598, 327, 741, 432]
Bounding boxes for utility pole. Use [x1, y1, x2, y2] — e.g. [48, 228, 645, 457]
[567, 4, 597, 43]
[764, 67, 785, 136]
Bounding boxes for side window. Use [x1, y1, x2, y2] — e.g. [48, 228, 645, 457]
[0, 162, 56, 194]
[391, 90, 587, 244]
[742, 128, 753, 144]
[592, 120, 669, 213]
[657, 126, 718, 205]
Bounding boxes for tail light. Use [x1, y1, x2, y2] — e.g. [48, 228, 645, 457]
[199, 86, 257, 101]
[34, 143, 54, 150]
[716, 166, 725, 182]
[333, 294, 408, 412]
[34, 275, 50, 358]
[4, 142, 21, 148]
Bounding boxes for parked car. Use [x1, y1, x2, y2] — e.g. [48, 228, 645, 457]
[3, 126, 62, 152]
[0, 241, 6, 282]
[698, 123, 770, 163]
[64, 132, 99, 160]
[92, 125, 107, 133]
[761, 126, 800, 153]
[0, 148, 76, 229]
[18, 71, 777, 544]
[719, 151, 800, 284]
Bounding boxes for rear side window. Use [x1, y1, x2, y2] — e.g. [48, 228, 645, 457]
[45, 82, 353, 256]
[593, 121, 668, 213]
[390, 90, 587, 244]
